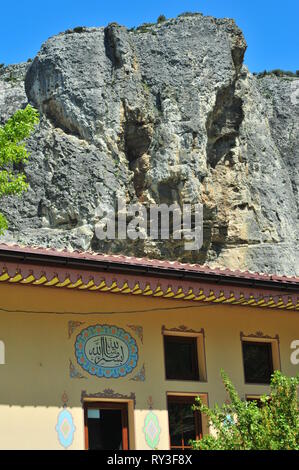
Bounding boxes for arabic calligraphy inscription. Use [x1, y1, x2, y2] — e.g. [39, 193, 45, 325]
[75, 325, 138, 378]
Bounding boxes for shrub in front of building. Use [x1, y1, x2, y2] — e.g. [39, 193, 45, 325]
[192, 370, 299, 450]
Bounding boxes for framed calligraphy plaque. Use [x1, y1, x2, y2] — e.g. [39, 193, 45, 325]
[75, 325, 138, 378]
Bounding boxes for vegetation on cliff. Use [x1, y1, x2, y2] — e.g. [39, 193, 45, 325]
[0, 105, 39, 233]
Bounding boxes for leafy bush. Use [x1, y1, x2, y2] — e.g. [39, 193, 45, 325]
[134, 22, 157, 34]
[73, 26, 86, 33]
[65, 26, 86, 34]
[178, 12, 200, 18]
[136, 22, 155, 32]
[255, 69, 298, 78]
[157, 15, 167, 24]
[192, 370, 299, 450]
[0, 105, 39, 234]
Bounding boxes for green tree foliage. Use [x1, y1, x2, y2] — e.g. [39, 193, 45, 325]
[157, 15, 167, 24]
[254, 69, 298, 78]
[0, 105, 39, 234]
[192, 370, 299, 450]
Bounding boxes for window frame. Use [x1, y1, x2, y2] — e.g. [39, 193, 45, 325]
[83, 401, 129, 450]
[242, 340, 274, 385]
[167, 395, 202, 450]
[164, 334, 200, 381]
[246, 395, 263, 408]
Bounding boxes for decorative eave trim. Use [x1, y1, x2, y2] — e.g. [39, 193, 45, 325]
[0, 261, 298, 311]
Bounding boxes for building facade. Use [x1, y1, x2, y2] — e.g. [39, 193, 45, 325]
[0, 244, 298, 450]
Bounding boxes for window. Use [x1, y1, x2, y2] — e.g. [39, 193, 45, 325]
[242, 341, 274, 384]
[167, 396, 202, 450]
[247, 395, 272, 409]
[246, 396, 263, 408]
[164, 335, 199, 381]
[84, 402, 129, 450]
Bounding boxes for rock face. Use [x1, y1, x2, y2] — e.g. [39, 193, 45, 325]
[0, 14, 298, 275]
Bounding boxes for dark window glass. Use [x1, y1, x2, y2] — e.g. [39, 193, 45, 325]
[87, 408, 123, 450]
[85, 404, 129, 450]
[168, 396, 202, 449]
[164, 336, 199, 381]
[242, 341, 274, 384]
[247, 397, 272, 408]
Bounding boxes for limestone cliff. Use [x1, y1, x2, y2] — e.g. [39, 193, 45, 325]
[0, 14, 298, 275]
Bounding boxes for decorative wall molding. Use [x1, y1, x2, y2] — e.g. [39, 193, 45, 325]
[130, 364, 145, 382]
[68, 321, 85, 339]
[69, 359, 87, 379]
[127, 324, 143, 344]
[240, 331, 280, 343]
[162, 325, 205, 336]
[81, 389, 136, 406]
[61, 391, 69, 407]
[55, 408, 76, 449]
[147, 396, 154, 410]
[143, 411, 161, 449]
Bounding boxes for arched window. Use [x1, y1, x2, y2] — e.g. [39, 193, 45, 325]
[0, 340, 5, 365]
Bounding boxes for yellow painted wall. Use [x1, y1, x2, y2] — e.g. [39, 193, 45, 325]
[0, 282, 298, 450]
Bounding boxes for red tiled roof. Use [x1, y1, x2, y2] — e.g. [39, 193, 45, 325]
[0, 242, 298, 286]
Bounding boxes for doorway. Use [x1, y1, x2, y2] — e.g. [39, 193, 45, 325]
[84, 402, 129, 450]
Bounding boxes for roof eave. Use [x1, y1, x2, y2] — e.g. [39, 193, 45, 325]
[0, 247, 297, 293]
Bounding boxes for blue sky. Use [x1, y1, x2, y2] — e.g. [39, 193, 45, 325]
[1, 0, 298, 72]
